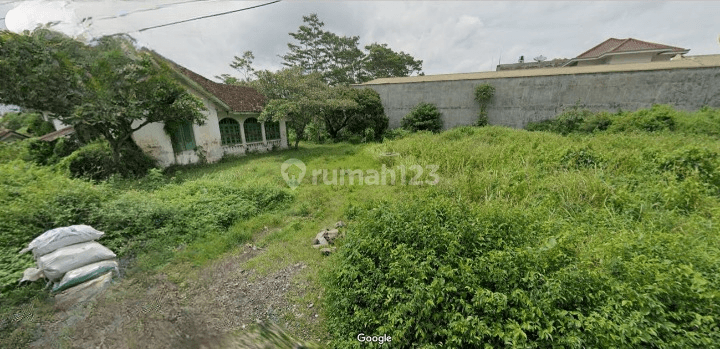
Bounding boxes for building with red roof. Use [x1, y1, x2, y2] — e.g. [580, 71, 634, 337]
[564, 38, 689, 67]
[128, 50, 287, 167]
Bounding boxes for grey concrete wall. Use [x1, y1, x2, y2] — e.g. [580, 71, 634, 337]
[362, 67, 720, 130]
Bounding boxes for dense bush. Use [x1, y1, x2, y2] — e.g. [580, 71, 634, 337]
[0, 138, 30, 163]
[0, 160, 293, 295]
[401, 102, 443, 133]
[382, 127, 412, 141]
[0, 161, 107, 294]
[325, 195, 720, 348]
[343, 88, 389, 142]
[0, 112, 54, 136]
[526, 104, 688, 135]
[609, 104, 677, 132]
[59, 139, 156, 181]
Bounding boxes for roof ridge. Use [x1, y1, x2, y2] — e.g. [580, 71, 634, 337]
[575, 38, 619, 59]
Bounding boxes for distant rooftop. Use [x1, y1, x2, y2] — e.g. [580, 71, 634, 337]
[359, 54, 720, 85]
[576, 38, 688, 60]
[39, 126, 75, 142]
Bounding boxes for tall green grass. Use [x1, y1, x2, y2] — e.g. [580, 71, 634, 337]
[325, 122, 720, 348]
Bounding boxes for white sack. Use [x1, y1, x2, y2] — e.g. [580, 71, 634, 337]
[20, 225, 104, 258]
[19, 267, 45, 283]
[52, 260, 118, 293]
[54, 271, 114, 310]
[37, 241, 116, 281]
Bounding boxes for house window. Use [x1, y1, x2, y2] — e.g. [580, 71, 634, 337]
[265, 121, 281, 140]
[219, 118, 242, 145]
[171, 121, 196, 153]
[244, 117, 263, 143]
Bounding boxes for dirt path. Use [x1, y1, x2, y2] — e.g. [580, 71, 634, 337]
[30, 245, 321, 349]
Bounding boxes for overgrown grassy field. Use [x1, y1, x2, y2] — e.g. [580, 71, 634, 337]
[2, 105, 720, 348]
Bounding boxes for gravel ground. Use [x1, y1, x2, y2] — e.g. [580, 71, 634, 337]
[29, 245, 322, 349]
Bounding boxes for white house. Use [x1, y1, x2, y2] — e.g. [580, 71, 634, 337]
[48, 53, 287, 167]
[127, 52, 288, 167]
[563, 38, 689, 67]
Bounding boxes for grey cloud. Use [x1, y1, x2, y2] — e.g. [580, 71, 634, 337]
[1, 1, 719, 79]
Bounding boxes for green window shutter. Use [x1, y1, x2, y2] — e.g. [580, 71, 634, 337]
[244, 118, 263, 143]
[172, 121, 196, 152]
[219, 118, 242, 145]
[265, 121, 281, 140]
[183, 122, 195, 150]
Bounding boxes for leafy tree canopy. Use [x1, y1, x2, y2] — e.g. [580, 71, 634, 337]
[0, 29, 206, 174]
[253, 67, 357, 148]
[221, 13, 423, 86]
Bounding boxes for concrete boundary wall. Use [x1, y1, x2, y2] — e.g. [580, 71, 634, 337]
[358, 56, 720, 130]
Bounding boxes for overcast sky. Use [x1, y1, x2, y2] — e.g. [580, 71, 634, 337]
[2, 1, 719, 82]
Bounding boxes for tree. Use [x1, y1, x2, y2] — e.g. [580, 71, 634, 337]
[321, 87, 388, 141]
[323, 33, 365, 86]
[253, 67, 328, 148]
[253, 67, 357, 148]
[0, 29, 207, 174]
[281, 14, 328, 74]
[230, 50, 256, 82]
[321, 86, 361, 139]
[359, 43, 423, 83]
[68, 36, 206, 166]
[278, 13, 423, 85]
[345, 88, 388, 141]
[0, 29, 88, 119]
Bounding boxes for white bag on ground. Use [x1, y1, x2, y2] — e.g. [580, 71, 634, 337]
[19, 267, 45, 284]
[54, 271, 114, 310]
[20, 225, 104, 258]
[52, 260, 119, 293]
[37, 241, 116, 281]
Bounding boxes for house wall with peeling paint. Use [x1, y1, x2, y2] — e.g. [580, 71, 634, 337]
[133, 86, 287, 168]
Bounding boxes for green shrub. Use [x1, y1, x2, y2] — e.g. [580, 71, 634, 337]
[304, 121, 332, 143]
[561, 147, 604, 169]
[325, 195, 720, 348]
[578, 111, 614, 133]
[0, 160, 108, 294]
[24, 113, 55, 137]
[401, 102, 443, 133]
[660, 147, 720, 190]
[552, 108, 594, 135]
[0, 139, 30, 163]
[474, 84, 495, 126]
[609, 104, 677, 132]
[26, 138, 55, 165]
[524, 119, 555, 132]
[0, 112, 27, 130]
[675, 106, 720, 136]
[382, 127, 413, 141]
[59, 139, 156, 181]
[59, 140, 119, 181]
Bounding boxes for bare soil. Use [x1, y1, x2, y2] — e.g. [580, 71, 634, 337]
[29, 245, 322, 349]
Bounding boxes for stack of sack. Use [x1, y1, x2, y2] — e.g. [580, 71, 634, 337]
[19, 225, 118, 304]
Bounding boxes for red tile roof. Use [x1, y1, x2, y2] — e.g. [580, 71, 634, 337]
[0, 129, 29, 141]
[38, 126, 75, 141]
[144, 50, 265, 113]
[577, 38, 688, 59]
[172, 65, 266, 113]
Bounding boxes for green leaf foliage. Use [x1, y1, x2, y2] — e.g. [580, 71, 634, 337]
[0, 160, 292, 296]
[325, 188, 720, 349]
[401, 102, 443, 133]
